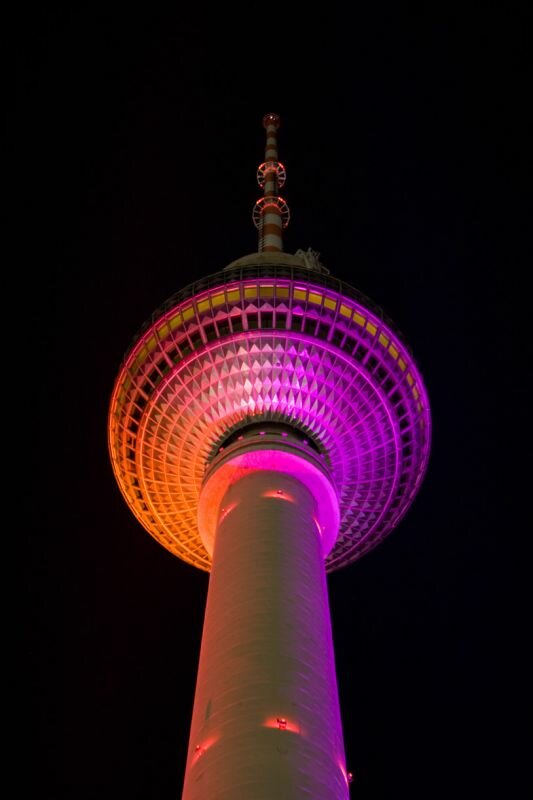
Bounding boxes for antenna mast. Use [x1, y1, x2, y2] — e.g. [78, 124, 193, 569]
[253, 113, 290, 252]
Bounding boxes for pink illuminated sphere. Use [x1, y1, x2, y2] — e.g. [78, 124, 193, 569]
[108, 250, 431, 572]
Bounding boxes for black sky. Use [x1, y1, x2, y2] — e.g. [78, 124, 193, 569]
[16, 7, 530, 799]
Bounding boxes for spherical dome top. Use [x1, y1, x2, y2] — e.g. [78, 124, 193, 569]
[108, 251, 431, 572]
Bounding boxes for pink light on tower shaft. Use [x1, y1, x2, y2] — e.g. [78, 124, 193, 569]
[108, 114, 432, 798]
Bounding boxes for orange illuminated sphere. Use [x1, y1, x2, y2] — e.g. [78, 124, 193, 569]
[108, 252, 431, 573]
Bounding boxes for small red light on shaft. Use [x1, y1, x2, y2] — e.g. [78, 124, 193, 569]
[277, 717, 287, 730]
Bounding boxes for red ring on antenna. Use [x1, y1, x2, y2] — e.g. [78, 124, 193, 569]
[257, 161, 286, 189]
[252, 197, 290, 229]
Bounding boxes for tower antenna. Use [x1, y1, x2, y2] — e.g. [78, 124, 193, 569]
[253, 112, 290, 252]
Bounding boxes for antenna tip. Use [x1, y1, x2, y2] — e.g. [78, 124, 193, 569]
[263, 112, 281, 129]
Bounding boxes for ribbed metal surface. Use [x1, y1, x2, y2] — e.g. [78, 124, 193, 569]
[181, 470, 349, 799]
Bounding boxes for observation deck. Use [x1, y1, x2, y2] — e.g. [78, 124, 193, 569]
[108, 250, 431, 572]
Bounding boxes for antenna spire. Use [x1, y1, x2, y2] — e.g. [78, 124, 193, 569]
[253, 113, 290, 252]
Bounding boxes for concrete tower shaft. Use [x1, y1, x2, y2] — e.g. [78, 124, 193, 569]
[181, 438, 348, 799]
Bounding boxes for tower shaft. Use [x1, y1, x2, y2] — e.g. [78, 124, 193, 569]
[181, 468, 349, 800]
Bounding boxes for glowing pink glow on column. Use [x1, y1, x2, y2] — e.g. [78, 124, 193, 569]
[182, 462, 348, 798]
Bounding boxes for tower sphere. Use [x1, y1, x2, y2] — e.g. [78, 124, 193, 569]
[108, 249, 431, 572]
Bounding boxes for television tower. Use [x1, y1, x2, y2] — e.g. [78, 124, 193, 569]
[108, 113, 431, 799]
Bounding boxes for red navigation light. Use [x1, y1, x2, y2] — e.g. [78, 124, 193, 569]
[263, 716, 300, 734]
[263, 112, 281, 128]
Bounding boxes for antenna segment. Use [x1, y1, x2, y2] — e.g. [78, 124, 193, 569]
[253, 112, 290, 252]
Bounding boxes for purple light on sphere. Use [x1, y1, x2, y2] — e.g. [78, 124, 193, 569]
[109, 251, 431, 572]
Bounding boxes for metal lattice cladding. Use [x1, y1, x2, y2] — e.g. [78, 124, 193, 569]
[108, 251, 431, 572]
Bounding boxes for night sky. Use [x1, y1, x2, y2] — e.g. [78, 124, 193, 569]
[18, 8, 529, 799]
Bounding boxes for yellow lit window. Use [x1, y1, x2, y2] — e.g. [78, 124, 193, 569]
[158, 323, 170, 340]
[259, 285, 274, 297]
[293, 288, 307, 301]
[398, 357, 407, 371]
[340, 303, 352, 317]
[412, 386, 419, 399]
[132, 347, 147, 372]
[244, 286, 257, 299]
[353, 312, 365, 326]
[406, 373, 414, 386]
[146, 336, 157, 353]
[227, 289, 240, 302]
[197, 299, 210, 313]
[182, 306, 195, 321]
[308, 291, 322, 305]
[211, 292, 225, 306]
[324, 296, 337, 310]
[378, 333, 389, 347]
[389, 344, 399, 359]
[367, 322, 377, 336]
[276, 286, 290, 298]
[169, 313, 183, 331]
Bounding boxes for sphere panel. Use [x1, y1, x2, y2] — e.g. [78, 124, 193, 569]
[109, 269, 430, 571]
